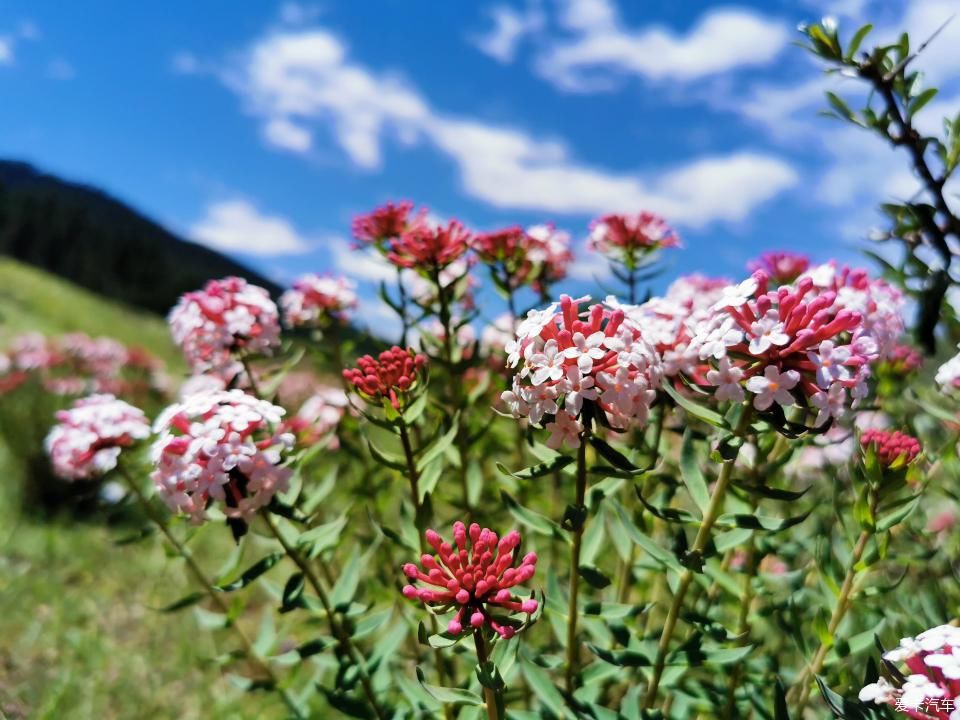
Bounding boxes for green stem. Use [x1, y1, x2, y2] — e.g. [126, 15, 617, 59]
[261, 512, 386, 720]
[239, 355, 262, 397]
[397, 266, 410, 348]
[474, 630, 502, 720]
[117, 467, 304, 719]
[788, 528, 872, 710]
[643, 406, 752, 710]
[564, 435, 589, 694]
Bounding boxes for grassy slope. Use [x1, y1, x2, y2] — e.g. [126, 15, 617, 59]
[0, 259, 280, 719]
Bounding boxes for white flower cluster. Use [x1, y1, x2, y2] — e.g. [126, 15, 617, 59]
[168, 277, 281, 380]
[860, 624, 960, 714]
[280, 274, 357, 329]
[151, 389, 293, 522]
[936, 347, 960, 395]
[45, 394, 151, 481]
[502, 295, 662, 449]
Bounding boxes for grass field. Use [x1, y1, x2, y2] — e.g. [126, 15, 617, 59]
[0, 259, 284, 719]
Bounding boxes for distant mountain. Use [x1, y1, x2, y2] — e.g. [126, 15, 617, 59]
[0, 160, 281, 315]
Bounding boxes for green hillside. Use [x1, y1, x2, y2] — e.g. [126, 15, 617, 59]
[0, 257, 182, 368]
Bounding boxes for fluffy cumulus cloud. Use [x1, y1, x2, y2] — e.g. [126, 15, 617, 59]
[470, 4, 544, 63]
[215, 24, 796, 224]
[535, 0, 790, 91]
[0, 37, 12, 65]
[190, 199, 311, 255]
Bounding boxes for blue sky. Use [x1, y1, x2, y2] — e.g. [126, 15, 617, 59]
[1, 0, 958, 336]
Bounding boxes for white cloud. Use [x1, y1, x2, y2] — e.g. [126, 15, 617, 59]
[215, 26, 795, 223]
[530, 0, 790, 92]
[326, 235, 397, 282]
[264, 116, 312, 152]
[190, 199, 312, 255]
[171, 51, 200, 74]
[0, 37, 13, 65]
[470, 4, 544, 63]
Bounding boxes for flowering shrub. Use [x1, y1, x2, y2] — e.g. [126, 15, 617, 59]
[23, 19, 960, 720]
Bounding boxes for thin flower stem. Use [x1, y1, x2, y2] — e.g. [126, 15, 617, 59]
[239, 355, 262, 398]
[398, 419, 456, 720]
[260, 511, 387, 720]
[474, 630, 502, 720]
[564, 434, 589, 694]
[723, 534, 759, 717]
[397, 266, 410, 347]
[788, 528, 872, 710]
[116, 467, 305, 720]
[643, 406, 753, 710]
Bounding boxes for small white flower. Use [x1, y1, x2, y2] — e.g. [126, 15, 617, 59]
[706, 357, 744, 403]
[748, 311, 789, 355]
[808, 340, 851, 388]
[745, 366, 799, 411]
[545, 411, 583, 449]
[530, 339, 566, 386]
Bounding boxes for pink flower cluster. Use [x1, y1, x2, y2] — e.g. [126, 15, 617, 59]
[747, 251, 810, 285]
[151, 390, 293, 522]
[280, 386, 348, 448]
[402, 522, 538, 639]
[386, 220, 472, 271]
[168, 277, 280, 380]
[352, 200, 421, 246]
[615, 274, 731, 379]
[860, 624, 960, 718]
[0, 332, 164, 398]
[471, 223, 572, 293]
[502, 295, 662, 448]
[687, 270, 878, 425]
[280, 274, 357, 329]
[801, 262, 905, 360]
[45, 394, 151, 481]
[588, 211, 680, 265]
[343, 347, 427, 411]
[861, 429, 921, 467]
[883, 344, 923, 376]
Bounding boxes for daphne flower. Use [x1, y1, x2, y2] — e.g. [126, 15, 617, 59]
[151, 390, 293, 524]
[745, 366, 799, 411]
[748, 251, 810, 284]
[859, 624, 960, 715]
[810, 383, 847, 427]
[280, 386, 348, 447]
[588, 211, 680, 266]
[342, 347, 427, 411]
[386, 219, 471, 271]
[280, 274, 357, 330]
[860, 429, 921, 467]
[45, 394, 150, 480]
[809, 340, 852, 388]
[748, 311, 789, 354]
[706, 357, 744, 403]
[168, 277, 280, 380]
[401, 522, 539, 639]
[936, 349, 960, 394]
[502, 295, 661, 447]
[351, 201, 424, 246]
[545, 407, 584, 448]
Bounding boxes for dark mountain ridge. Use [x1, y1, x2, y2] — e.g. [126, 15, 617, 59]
[0, 160, 281, 315]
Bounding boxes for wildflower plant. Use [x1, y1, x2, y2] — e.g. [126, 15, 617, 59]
[27, 18, 960, 719]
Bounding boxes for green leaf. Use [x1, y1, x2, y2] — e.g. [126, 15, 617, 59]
[501, 490, 565, 539]
[773, 678, 791, 720]
[612, 500, 682, 572]
[520, 660, 568, 715]
[415, 667, 484, 707]
[663, 383, 728, 429]
[496, 455, 573, 480]
[909, 87, 938, 117]
[825, 91, 858, 123]
[704, 645, 754, 665]
[366, 438, 407, 472]
[680, 429, 710, 515]
[297, 512, 348, 559]
[845, 23, 873, 59]
[578, 565, 612, 589]
[588, 436, 647, 475]
[158, 591, 205, 613]
[716, 510, 811, 533]
[588, 645, 651, 667]
[214, 552, 283, 592]
[417, 417, 459, 472]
